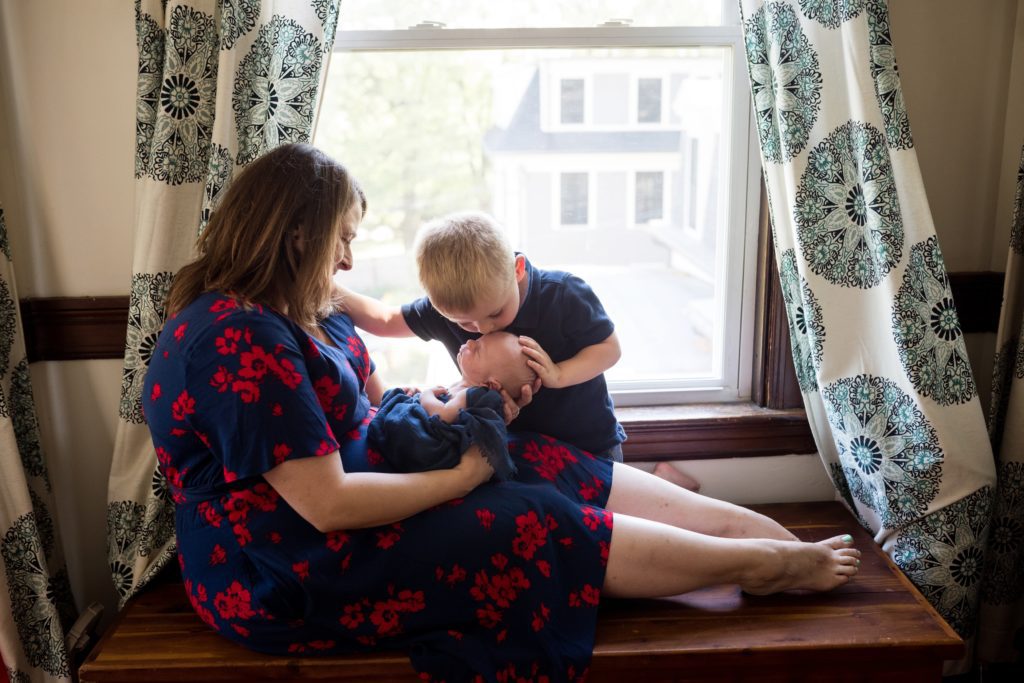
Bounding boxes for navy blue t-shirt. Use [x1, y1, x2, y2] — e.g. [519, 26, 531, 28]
[402, 255, 625, 455]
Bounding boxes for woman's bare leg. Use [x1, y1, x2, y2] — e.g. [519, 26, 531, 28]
[602, 513, 860, 598]
[652, 462, 701, 492]
[606, 462, 801, 541]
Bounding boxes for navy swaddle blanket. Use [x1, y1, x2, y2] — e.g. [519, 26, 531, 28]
[367, 386, 516, 480]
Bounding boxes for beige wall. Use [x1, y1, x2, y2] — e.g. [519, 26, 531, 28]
[0, 0, 1020, 625]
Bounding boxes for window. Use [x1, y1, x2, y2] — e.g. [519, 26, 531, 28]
[560, 172, 589, 225]
[635, 171, 664, 223]
[637, 78, 662, 124]
[560, 79, 585, 124]
[318, 0, 758, 407]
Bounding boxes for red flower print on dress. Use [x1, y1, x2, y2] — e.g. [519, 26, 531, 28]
[223, 468, 238, 482]
[316, 440, 335, 456]
[268, 531, 282, 544]
[340, 600, 368, 629]
[369, 588, 425, 637]
[209, 298, 237, 314]
[512, 511, 548, 560]
[150, 383, 162, 402]
[376, 523, 403, 549]
[210, 367, 234, 393]
[231, 624, 250, 638]
[314, 376, 341, 413]
[476, 603, 503, 629]
[599, 540, 610, 566]
[273, 356, 303, 389]
[535, 560, 551, 578]
[292, 560, 309, 581]
[273, 443, 292, 465]
[214, 580, 257, 620]
[520, 440, 578, 481]
[476, 508, 495, 530]
[471, 563, 530, 609]
[568, 584, 601, 608]
[173, 322, 188, 341]
[581, 505, 613, 531]
[197, 501, 222, 527]
[326, 531, 350, 552]
[215, 327, 242, 355]
[185, 580, 218, 630]
[435, 564, 467, 586]
[231, 379, 260, 403]
[366, 447, 383, 466]
[208, 544, 226, 565]
[531, 602, 550, 632]
[172, 390, 196, 421]
[578, 475, 605, 501]
[272, 403, 283, 416]
[238, 345, 271, 381]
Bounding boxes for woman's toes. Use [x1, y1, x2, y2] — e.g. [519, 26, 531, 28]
[821, 534, 855, 550]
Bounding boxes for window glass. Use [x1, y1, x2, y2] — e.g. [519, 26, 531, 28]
[637, 78, 662, 123]
[560, 79, 585, 124]
[560, 173, 589, 224]
[635, 171, 664, 223]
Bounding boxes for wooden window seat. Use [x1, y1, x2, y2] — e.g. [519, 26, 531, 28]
[79, 502, 962, 682]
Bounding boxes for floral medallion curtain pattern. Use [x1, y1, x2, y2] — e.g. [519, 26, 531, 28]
[979, 143, 1024, 663]
[110, 0, 341, 606]
[738, 0, 996, 648]
[0, 206, 77, 682]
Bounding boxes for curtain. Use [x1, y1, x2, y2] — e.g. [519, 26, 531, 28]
[979, 143, 1024, 664]
[0, 206, 77, 681]
[108, 0, 341, 606]
[737, 0, 996, 664]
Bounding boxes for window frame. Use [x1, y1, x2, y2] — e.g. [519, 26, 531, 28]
[328, 10, 764, 408]
[555, 170, 593, 229]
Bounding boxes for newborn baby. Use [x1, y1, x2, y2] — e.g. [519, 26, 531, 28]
[368, 332, 538, 479]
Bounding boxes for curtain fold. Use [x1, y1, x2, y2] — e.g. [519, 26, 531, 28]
[0, 206, 77, 682]
[978, 142, 1024, 664]
[108, 0, 341, 606]
[738, 0, 996, 665]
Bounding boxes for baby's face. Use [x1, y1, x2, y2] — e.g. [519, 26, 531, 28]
[457, 332, 527, 391]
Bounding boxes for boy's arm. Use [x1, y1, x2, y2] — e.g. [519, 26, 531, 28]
[365, 370, 385, 406]
[520, 331, 621, 389]
[334, 283, 414, 337]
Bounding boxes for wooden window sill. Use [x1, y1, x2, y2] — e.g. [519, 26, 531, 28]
[617, 402, 816, 462]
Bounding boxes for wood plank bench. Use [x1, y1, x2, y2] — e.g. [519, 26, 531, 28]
[79, 502, 963, 682]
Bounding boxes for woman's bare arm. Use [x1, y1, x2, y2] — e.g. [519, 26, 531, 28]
[264, 447, 493, 531]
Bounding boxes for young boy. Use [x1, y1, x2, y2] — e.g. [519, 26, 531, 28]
[341, 211, 626, 461]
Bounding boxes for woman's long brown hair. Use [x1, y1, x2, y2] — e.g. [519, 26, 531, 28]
[165, 143, 365, 332]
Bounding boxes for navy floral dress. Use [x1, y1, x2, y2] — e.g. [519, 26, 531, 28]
[143, 292, 615, 682]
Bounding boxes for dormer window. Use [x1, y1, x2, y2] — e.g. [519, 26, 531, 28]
[560, 78, 585, 124]
[637, 78, 662, 124]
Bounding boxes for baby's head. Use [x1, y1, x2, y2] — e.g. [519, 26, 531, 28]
[415, 211, 526, 335]
[457, 331, 537, 400]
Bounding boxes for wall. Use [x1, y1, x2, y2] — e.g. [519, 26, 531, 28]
[0, 0, 1020, 628]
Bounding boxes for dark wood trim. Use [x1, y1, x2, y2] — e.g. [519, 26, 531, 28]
[20, 296, 129, 363]
[752, 182, 803, 410]
[619, 404, 817, 461]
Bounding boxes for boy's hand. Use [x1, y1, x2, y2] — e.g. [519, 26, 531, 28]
[519, 336, 565, 388]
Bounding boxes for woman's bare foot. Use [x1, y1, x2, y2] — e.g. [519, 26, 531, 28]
[740, 535, 861, 595]
[653, 462, 701, 492]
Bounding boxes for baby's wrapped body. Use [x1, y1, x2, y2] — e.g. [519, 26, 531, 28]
[368, 387, 516, 480]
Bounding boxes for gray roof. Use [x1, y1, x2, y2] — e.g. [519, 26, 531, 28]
[485, 70, 682, 155]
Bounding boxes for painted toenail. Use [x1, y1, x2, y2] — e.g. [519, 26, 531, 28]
[841, 534, 853, 543]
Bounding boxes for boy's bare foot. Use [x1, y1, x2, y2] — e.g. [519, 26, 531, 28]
[740, 535, 861, 595]
[653, 462, 701, 492]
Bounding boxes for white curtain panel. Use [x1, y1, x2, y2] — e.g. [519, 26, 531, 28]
[109, 0, 341, 606]
[737, 0, 996, 651]
[979, 143, 1024, 663]
[0, 206, 76, 682]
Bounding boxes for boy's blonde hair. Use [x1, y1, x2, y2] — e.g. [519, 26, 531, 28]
[414, 211, 515, 313]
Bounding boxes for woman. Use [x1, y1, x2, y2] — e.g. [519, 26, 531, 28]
[143, 143, 860, 682]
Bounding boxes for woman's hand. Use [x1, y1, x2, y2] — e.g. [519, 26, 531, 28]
[454, 445, 494, 491]
[519, 336, 564, 388]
